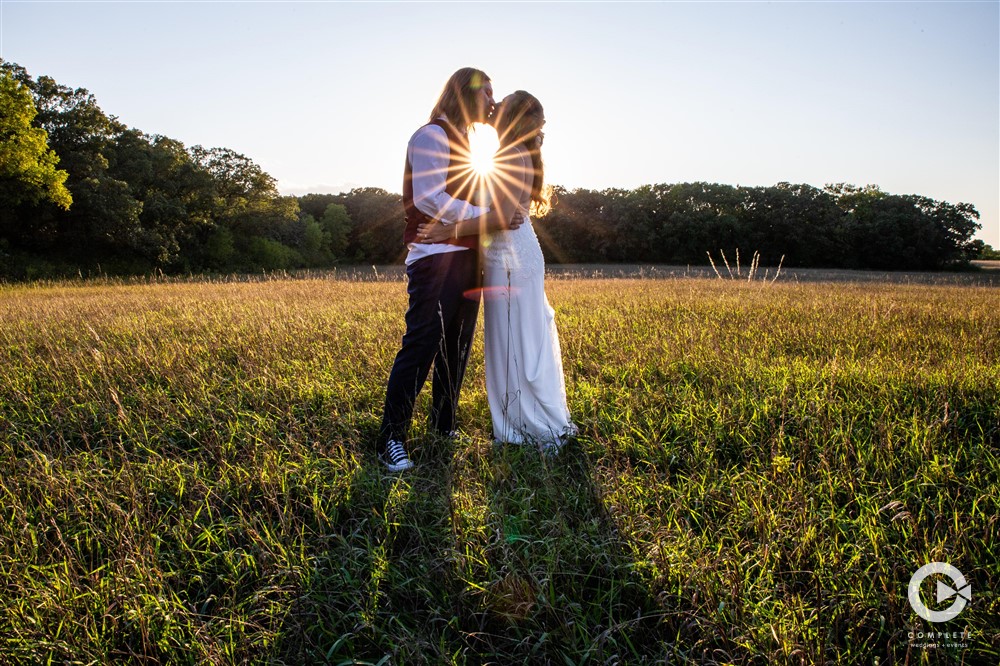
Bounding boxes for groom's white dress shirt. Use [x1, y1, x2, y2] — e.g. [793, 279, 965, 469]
[405, 117, 487, 266]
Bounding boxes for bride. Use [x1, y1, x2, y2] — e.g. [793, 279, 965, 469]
[418, 91, 576, 451]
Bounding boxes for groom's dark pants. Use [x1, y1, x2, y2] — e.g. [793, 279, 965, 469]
[379, 249, 481, 446]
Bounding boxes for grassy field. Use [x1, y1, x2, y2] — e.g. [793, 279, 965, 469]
[0, 273, 997, 664]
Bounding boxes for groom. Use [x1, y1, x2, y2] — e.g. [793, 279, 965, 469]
[376, 67, 496, 472]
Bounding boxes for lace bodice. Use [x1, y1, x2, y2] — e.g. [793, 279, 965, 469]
[484, 216, 545, 280]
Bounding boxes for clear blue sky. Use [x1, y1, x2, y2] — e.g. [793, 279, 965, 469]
[3, 0, 997, 246]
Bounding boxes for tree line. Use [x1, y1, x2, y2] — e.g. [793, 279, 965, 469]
[1, 60, 988, 280]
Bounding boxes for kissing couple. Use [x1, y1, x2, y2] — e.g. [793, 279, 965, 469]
[376, 67, 577, 472]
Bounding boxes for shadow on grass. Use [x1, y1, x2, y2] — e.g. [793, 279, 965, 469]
[461, 438, 670, 663]
[268, 430, 668, 664]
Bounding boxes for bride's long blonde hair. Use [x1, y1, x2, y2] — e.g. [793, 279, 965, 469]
[492, 91, 552, 217]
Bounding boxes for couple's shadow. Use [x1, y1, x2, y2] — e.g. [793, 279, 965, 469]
[294, 431, 665, 663]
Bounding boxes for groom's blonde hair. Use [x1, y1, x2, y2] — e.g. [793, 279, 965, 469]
[429, 68, 490, 130]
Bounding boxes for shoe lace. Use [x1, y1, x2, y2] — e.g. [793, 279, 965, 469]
[386, 440, 408, 463]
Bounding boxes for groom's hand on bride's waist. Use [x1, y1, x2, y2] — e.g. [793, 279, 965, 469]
[415, 211, 525, 243]
[415, 219, 455, 243]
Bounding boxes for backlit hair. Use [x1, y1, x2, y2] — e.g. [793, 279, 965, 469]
[429, 68, 491, 131]
[492, 91, 552, 217]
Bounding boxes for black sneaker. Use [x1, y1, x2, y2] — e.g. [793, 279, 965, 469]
[379, 439, 414, 472]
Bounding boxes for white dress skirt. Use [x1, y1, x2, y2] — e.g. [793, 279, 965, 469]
[482, 191, 576, 447]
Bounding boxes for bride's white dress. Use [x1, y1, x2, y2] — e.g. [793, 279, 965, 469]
[483, 148, 575, 446]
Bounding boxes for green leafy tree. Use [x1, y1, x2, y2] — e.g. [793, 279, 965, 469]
[0, 71, 71, 211]
[106, 129, 218, 265]
[909, 196, 982, 265]
[190, 145, 296, 234]
[738, 183, 844, 267]
[653, 182, 741, 264]
[298, 193, 342, 221]
[541, 187, 615, 263]
[826, 184, 980, 269]
[338, 187, 403, 263]
[2, 60, 143, 263]
[202, 226, 237, 270]
[320, 202, 352, 259]
[975, 242, 1000, 260]
[248, 237, 302, 271]
[300, 215, 327, 265]
[187, 145, 302, 270]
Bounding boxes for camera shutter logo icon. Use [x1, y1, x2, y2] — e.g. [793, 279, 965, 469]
[908, 562, 971, 623]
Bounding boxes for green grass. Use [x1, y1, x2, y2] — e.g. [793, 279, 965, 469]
[0, 275, 997, 664]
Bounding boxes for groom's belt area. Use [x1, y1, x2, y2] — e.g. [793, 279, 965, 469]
[403, 212, 477, 249]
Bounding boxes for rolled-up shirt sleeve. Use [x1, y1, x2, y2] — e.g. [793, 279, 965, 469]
[409, 124, 487, 224]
